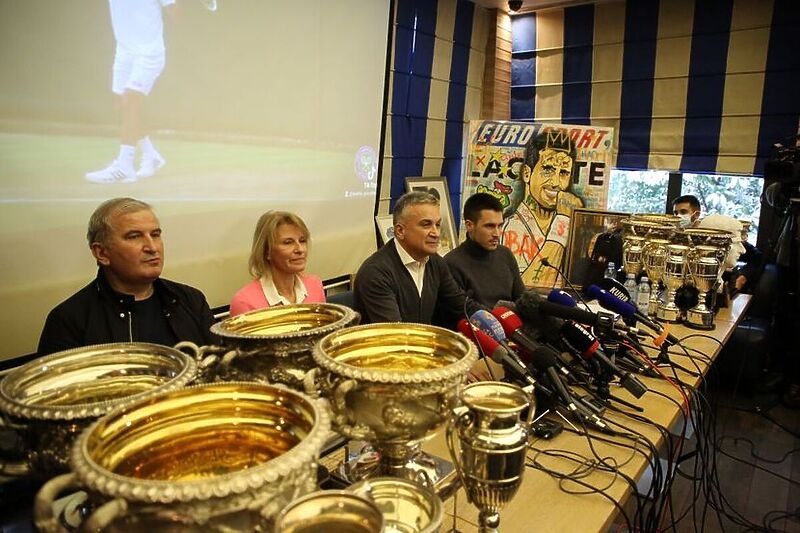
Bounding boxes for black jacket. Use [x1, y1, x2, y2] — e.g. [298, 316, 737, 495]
[353, 239, 465, 328]
[37, 270, 217, 355]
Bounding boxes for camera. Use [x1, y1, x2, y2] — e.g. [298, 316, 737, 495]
[508, 0, 523, 13]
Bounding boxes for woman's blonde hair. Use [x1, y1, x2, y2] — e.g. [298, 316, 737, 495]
[249, 211, 310, 279]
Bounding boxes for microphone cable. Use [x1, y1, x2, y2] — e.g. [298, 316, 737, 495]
[539, 257, 594, 310]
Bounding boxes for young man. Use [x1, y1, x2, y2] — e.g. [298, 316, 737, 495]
[445, 192, 525, 309]
[85, 0, 174, 183]
[672, 194, 702, 228]
[37, 197, 216, 355]
[353, 190, 465, 327]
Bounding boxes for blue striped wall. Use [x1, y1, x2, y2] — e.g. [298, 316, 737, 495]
[510, 0, 800, 176]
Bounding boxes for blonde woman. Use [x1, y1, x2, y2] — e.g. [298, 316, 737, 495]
[230, 211, 325, 316]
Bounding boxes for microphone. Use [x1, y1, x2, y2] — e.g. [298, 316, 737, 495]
[519, 290, 621, 335]
[596, 277, 632, 303]
[457, 319, 552, 396]
[560, 322, 647, 398]
[469, 309, 514, 350]
[586, 285, 679, 345]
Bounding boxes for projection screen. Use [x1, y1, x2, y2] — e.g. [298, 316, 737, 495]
[0, 0, 390, 359]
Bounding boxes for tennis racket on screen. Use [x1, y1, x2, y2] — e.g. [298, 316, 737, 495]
[198, 0, 217, 12]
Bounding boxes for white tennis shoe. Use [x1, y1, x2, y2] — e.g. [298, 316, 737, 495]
[85, 160, 137, 184]
[136, 153, 166, 179]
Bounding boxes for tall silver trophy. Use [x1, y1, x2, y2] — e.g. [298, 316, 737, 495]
[685, 246, 723, 329]
[622, 235, 646, 277]
[657, 244, 690, 323]
[446, 382, 532, 533]
[642, 238, 670, 316]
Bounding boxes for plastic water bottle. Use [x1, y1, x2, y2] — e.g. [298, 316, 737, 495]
[624, 273, 638, 302]
[604, 261, 617, 280]
[636, 276, 651, 313]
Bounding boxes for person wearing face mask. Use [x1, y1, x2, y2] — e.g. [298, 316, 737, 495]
[672, 194, 702, 229]
[229, 211, 325, 316]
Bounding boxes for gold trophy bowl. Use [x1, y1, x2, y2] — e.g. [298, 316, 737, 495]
[205, 303, 359, 387]
[621, 218, 675, 241]
[34, 381, 330, 532]
[310, 322, 477, 490]
[0, 342, 197, 477]
[631, 213, 683, 229]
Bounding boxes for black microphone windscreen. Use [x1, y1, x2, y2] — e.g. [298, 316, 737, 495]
[514, 291, 564, 345]
[674, 284, 700, 311]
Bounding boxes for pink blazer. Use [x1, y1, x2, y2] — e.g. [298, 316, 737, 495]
[229, 274, 325, 316]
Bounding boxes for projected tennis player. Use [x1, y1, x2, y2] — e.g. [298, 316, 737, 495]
[85, 0, 176, 184]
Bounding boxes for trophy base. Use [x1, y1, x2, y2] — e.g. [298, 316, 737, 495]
[331, 441, 459, 498]
[685, 309, 715, 330]
[656, 305, 682, 323]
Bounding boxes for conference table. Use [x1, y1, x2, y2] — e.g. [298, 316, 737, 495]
[434, 294, 752, 532]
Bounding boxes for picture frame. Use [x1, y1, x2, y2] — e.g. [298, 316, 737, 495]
[405, 176, 457, 256]
[564, 207, 630, 290]
[374, 214, 395, 245]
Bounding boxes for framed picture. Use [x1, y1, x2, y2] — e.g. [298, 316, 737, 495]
[374, 214, 395, 245]
[405, 176, 457, 256]
[564, 208, 630, 290]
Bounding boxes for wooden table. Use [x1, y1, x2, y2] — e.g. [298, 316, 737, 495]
[423, 294, 753, 532]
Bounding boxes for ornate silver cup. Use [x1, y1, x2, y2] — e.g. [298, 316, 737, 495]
[657, 244, 690, 323]
[34, 382, 330, 532]
[642, 238, 670, 316]
[273, 490, 384, 533]
[446, 381, 532, 533]
[310, 323, 476, 490]
[349, 477, 444, 533]
[622, 235, 646, 277]
[0, 343, 197, 477]
[204, 303, 359, 388]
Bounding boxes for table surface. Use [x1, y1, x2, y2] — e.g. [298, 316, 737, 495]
[423, 294, 753, 532]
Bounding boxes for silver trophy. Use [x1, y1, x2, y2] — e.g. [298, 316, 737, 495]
[685, 245, 723, 329]
[642, 238, 670, 316]
[309, 323, 476, 493]
[446, 381, 532, 533]
[657, 244, 690, 323]
[622, 235, 646, 277]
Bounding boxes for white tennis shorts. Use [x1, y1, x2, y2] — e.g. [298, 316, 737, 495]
[112, 48, 166, 96]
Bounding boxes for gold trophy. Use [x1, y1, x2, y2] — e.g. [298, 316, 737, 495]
[201, 303, 359, 387]
[657, 244, 690, 323]
[446, 381, 532, 533]
[34, 382, 331, 532]
[309, 323, 476, 493]
[0, 343, 197, 477]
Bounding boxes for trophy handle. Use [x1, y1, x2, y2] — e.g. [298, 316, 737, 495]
[34, 472, 80, 532]
[80, 498, 129, 532]
[303, 367, 320, 397]
[445, 407, 472, 504]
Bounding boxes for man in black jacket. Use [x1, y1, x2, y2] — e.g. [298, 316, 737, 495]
[445, 192, 524, 309]
[37, 197, 216, 355]
[354, 191, 465, 328]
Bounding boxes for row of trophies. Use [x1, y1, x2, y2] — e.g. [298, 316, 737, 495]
[620, 214, 741, 330]
[0, 307, 534, 532]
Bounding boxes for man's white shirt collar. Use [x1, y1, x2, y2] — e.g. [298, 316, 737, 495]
[395, 239, 428, 296]
[259, 274, 307, 306]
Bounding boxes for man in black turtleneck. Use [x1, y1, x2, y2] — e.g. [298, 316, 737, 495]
[445, 193, 525, 309]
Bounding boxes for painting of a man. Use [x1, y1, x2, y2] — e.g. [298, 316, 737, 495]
[502, 130, 584, 287]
